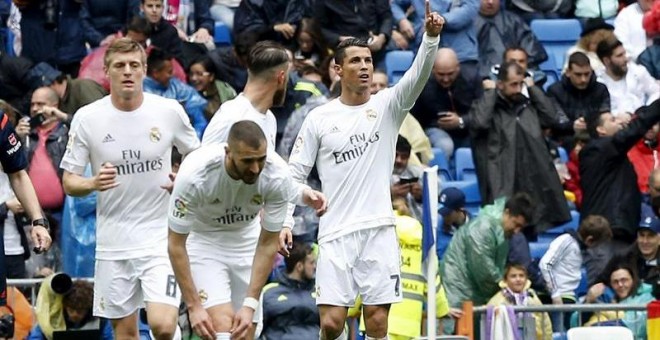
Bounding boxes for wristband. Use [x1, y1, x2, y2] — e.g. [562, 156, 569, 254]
[242, 297, 259, 311]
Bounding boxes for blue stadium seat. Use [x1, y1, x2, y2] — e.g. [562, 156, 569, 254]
[538, 53, 559, 91]
[558, 146, 569, 163]
[454, 147, 476, 182]
[531, 19, 582, 73]
[575, 267, 588, 297]
[442, 180, 481, 212]
[385, 51, 414, 86]
[214, 22, 232, 46]
[540, 210, 580, 237]
[529, 241, 550, 260]
[428, 148, 453, 182]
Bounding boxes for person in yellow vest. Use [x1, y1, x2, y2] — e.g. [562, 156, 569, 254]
[348, 198, 454, 339]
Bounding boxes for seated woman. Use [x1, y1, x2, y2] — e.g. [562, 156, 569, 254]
[28, 273, 113, 339]
[571, 260, 654, 339]
[188, 56, 237, 122]
[487, 264, 552, 340]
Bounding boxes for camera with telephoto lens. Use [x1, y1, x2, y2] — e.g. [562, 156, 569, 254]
[43, 0, 57, 30]
[0, 309, 14, 338]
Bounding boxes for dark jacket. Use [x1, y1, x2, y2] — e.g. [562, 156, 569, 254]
[314, 0, 392, 47]
[25, 123, 69, 180]
[234, 0, 305, 45]
[60, 77, 108, 116]
[192, 0, 215, 35]
[80, 0, 140, 47]
[547, 73, 610, 138]
[474, 11, 548, 78]
[469, 87, 570, 232]
[638, 39, 660, 80]
[410, 70, 483, 136]
[0, 51, 33, 114]
[580, 100, 660, 242]
[149, 20, 185, 66]
[260, 272, 319, 340]
[19, 0, 87, 66]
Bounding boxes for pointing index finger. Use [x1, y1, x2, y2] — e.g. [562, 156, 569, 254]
[425, 0, 431, 18]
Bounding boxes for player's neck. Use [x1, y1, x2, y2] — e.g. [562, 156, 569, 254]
[111, 92, 144, 112]
[224, 155, 240, 181]
[243, 82, 273, 114]
[339, 87, 370, 106]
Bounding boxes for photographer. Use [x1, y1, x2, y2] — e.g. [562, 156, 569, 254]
[15, 87, 68, 228]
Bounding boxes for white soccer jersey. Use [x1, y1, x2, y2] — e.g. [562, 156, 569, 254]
[201, 94, 278, 150]
[289, 34, 439, 244]
[168, 144, 295, 254]
[60, 93, 200, 260]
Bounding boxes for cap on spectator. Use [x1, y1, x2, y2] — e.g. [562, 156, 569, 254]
[638, 214, 660, 234]
[438, 187, 465, 217]
[580, 18, 614, 38]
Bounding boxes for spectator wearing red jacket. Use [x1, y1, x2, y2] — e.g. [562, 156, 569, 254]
[628, 123, 660, 193]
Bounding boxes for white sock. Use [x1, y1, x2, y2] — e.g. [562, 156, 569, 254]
[364, 336, 388, 340]
[215, 332, 231, 340]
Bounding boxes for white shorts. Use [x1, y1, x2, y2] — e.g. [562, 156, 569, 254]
[93, 255, 180, 319]
[188, 245, 254, 312]
[316, 226, 402, 307]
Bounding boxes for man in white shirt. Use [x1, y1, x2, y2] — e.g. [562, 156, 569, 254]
[168, 121, 326, 340]
[288, 2, 444, 339]
[597, 37, 660, 119]
[614, 0, 654, 61]
[60, 38, 200, 340]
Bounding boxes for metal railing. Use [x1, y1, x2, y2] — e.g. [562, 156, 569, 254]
[473, 303, 649, 339]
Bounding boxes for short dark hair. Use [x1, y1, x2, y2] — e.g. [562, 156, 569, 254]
[63, 280, 94, 311]
[123, 16, 152, 37]
[246, 41, 290, 77]
[497, 61, 525, 82]
[568, 51, 591, 69]
[502, 46, 528, 62]
[504, 192, 535, 224]
[596, 37, 623, 61]
[504, 263, 528, 279]
[190, 55, 218, 78]
[396, 135, 412, 154]
[227, 120, 266, 150]
[147, 48, 173, 75]
[334, 38, 369, 65]
[285, 242, 313, 273]
[602, 257, 641, 300]
[578, 215, 612, 245]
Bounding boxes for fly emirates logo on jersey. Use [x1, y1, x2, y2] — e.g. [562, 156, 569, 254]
[213, 206, 259, 225]
[115, 149, 164, 176]
[333, 131, 380, 164]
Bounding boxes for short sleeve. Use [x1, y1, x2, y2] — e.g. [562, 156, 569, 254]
[261, 176, 295, 232]
[172, 104, 201, 155]
[0, 115, 27, 173]
[288, 114, 319, 168]
[59, 114, 90, 175]
[168, 174, 200, 234]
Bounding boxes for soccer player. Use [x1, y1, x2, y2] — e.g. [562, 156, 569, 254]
[60, 38, 200, 339]
[287, 1, 444, 339]
[168, 120, 326, 340]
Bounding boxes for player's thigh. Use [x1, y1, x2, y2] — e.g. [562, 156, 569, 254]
[316, 236, 360, 307]
[94, 259, 143, 320]
[228, 254, 262, 324]
[138, 256, 180, 312]
[354, 226, 403, 305]
[189, 249, 233, 309]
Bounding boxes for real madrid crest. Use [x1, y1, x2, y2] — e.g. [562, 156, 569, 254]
[366, 109, 377, 121]
[251, 194, 263, 205]
[198, 290, 208, 303]
[150, 127, 161, 142]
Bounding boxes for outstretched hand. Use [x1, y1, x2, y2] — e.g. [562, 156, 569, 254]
[425, 0, 445, 37]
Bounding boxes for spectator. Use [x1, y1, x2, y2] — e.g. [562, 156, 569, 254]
[188, 56, 237, 122]
[475, 0, 548, 79]
[234, 0, 305, 47]
[48, 73, 108, 119]
[314, 0, 392, 64]
[575, 260, 653, 339]
[436, 187, 470, 260]
[0, 50, 35, 125]
[540, 215, 612, 329]
[391, 136, 424, 222]
[574, 0, 618, 22]
[143, 48, 208, 138]
[564, 130, 590, 209]
[16, 0, 87, 76]
[485, 47, 548, 92]
[548, 52, 611, 148]
[441, 193, 535, 309]
[627, 214, 660, 285]
[210, 0, 240, 29]
[628, 123, 660, 194]
[614, 0, 654, 62]
[18, 88, 68, 224]
[470, 61, 570, 232]
[580, 99, 660, 244]
[80, 0, 140, 48]
[258, 242, 319, 340]
[141, 0, 185, 66]
[411, 48, 481, 158]
[639, 1, 660, 79]
[293, 18, 329, 69]
[390, 0, 419, 51]
[563, 18, 616, 76]
[487, 264, 552, 340]
[29, 273, 113, 339]
[596, 37, 659, 118]
[506, 0, 572, 23]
